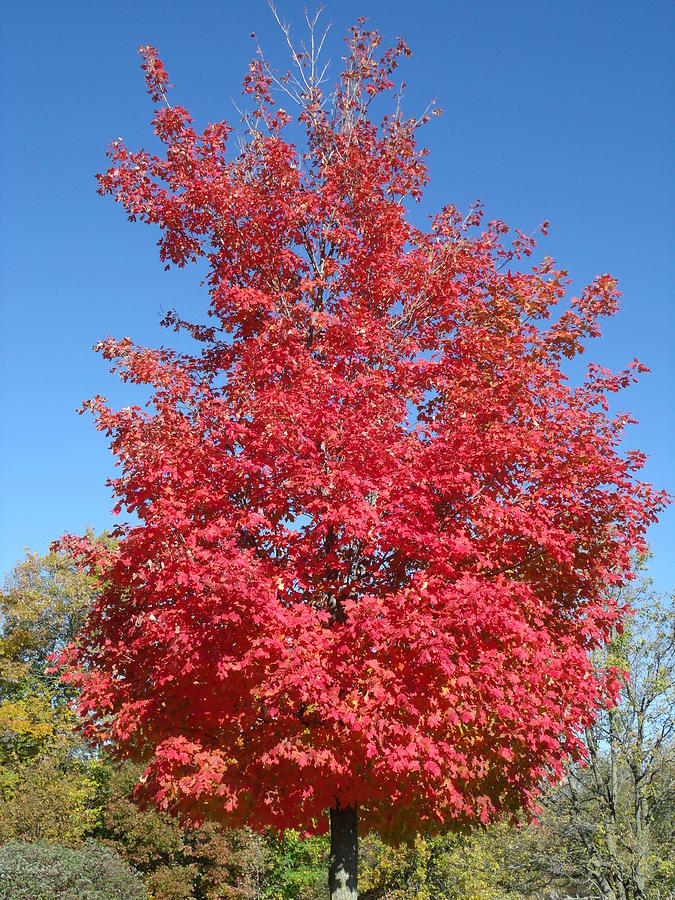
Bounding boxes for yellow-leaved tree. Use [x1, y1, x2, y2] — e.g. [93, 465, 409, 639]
[0, 542, 103, 844]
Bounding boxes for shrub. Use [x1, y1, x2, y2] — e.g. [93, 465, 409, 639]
[0, 841, 146, 899]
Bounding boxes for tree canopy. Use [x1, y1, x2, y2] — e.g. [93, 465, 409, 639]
[57, 17, 666, 856]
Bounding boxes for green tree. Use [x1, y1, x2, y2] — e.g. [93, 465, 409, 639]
[1, 542, 102, 688]
[0, 546, 103, 846]
[0, 754, 97, 846]
[359, 829, 517, 900]
[262, 830, 328, 900]
[501, 572, 675, 900]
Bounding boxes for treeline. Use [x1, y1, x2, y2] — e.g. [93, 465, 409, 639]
[1, 543, 673, 899]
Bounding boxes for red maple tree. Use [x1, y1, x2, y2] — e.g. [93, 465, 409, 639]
[59, 19, 666, 896]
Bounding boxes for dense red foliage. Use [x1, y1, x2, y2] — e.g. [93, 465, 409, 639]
[59, 26, 666, 838]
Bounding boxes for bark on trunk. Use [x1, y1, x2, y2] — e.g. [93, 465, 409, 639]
[329, 804, 357, 900]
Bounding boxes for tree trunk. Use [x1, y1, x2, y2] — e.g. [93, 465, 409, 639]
[329, 804, 358, 900]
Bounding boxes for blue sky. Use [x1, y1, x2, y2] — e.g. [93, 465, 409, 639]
[1, 0, 673, 589]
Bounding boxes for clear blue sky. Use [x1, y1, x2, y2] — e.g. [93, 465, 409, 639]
[1, 1, 673, 589]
